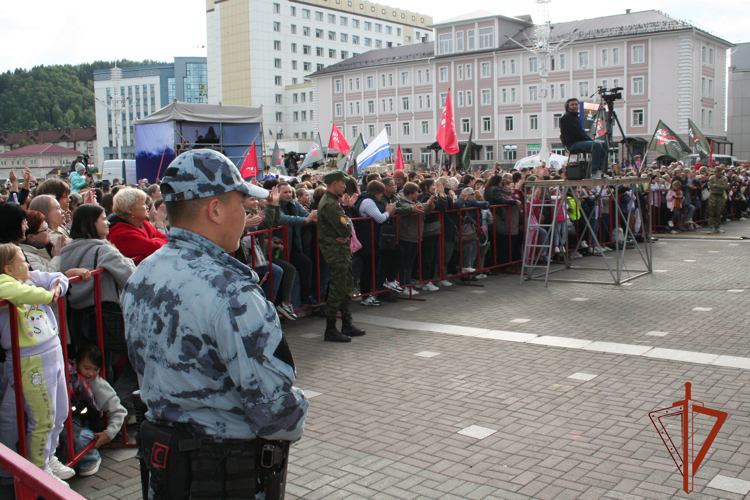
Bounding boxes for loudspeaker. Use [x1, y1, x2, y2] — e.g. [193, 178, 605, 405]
[567, 161, 590, 180]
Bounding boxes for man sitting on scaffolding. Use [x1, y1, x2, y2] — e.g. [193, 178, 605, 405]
[560, 98, 608, 180]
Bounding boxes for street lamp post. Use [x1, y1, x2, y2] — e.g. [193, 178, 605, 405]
[506, 0, 578, 162]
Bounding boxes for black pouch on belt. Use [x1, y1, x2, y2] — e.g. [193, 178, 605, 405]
[140, 420, 193, 500]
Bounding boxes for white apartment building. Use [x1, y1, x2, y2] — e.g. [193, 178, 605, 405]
[206, 0, 432, 155]
[310, 10, 732, 167]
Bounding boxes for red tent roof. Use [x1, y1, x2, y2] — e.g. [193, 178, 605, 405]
[0, 144, 81, 156]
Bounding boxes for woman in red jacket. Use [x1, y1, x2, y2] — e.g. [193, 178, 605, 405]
[107, 187, 168, 265]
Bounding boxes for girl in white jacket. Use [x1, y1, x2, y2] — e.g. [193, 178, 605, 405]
[0, 243, 73, 484]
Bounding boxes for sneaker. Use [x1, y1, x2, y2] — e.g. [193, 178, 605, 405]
[48, 456, 75, 480]
[383, 280, 403, 293]
[593, 247, 604, 254]
[740, 217, 747, 221]
[422, 282, 439, 291]
[579, 241, 589, 249]
[686, 219, 694, 224]
[78, 456, 102, 477]
[436, 280, 453, 287]
[668, 220, 674, 228]
[591, 171, 602, 179]
[276, 303, 297, 321]
[571, 252, 583, 259]
[43, 465, 69, 487]
[360, 296, 381, 306]
[670, 230, 678, 234]
[474, 273, 488, 280]
[715, 228, 726, 234]
[400, 287, 419, 296]
[461, 267, 476, 273]
[554, 246, 560, 254]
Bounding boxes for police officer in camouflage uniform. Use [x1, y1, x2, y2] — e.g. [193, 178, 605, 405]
[317, 170, 366, 342]
[707, 166, 729, 234]
[121, 149, 308, 499]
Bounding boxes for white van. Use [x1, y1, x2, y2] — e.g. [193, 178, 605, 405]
[101, 160, 136, 185]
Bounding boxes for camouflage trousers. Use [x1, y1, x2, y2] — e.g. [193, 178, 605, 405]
[322, 255, 353, 319]
[707, 195, 725, 229]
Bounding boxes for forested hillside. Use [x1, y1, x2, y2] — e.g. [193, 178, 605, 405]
[0, 60, 165, 132]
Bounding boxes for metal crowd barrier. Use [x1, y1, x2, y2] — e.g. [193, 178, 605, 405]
[1, 268, 135, 480]
[0, 442, 87, 500]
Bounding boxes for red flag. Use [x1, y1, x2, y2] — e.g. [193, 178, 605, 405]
[328, 124, 351, 154]
[436, 90, 460, 155]
[240, 142, 258, 178]
[394, 145, 404, 171]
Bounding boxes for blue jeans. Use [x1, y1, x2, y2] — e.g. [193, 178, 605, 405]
[260, 263, 283, 301]
[569, 141, 607, 172]
[75, 427, 100, 468]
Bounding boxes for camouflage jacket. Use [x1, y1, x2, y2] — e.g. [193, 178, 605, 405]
[316, 190, 352, 262]
[121, 227, 308, 440]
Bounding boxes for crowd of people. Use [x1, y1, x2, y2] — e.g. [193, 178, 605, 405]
[0, 152, 748, 484]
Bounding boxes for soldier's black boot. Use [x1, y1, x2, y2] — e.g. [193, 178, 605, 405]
[341, 316, 366, 337]
[324, 318, 351, 342]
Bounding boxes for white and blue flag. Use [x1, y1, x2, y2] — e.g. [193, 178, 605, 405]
[356, 129, 390, 172]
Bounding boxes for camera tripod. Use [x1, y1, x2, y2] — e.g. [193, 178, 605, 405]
[590, 87, 638, 173]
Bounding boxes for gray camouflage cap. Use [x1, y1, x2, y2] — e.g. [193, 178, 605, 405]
[161, 149, 268, 201]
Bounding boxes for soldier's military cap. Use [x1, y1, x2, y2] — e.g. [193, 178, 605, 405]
[161, 149, 269, 201]
[323, 170, 351, 184]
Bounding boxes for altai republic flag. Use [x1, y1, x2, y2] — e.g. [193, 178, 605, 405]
[394, 145, 405, 171]
[436, 90, 460, 155]
[328, 124, 351, 155]
[239, 142, 258, 179]
[299, 133, 324, 170]
[648, 121, 691, 161]
[687, 119, 711, 162]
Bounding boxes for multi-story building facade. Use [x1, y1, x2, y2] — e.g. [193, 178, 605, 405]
[728, 42, 750, 161]
[206, 0, 432, 155]
[311, 10, 732, 167]
[0, 144, 82, 182]
[0, 127, 96, 162]
[93, 58, 207, 164]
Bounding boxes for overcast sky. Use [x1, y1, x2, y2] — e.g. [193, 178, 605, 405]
[1, 0, 746, 73]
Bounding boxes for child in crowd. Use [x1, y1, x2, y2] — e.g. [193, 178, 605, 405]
[0, 243, 72, 484]
[67, 344, 126, 477]
[667, 180, 684, 233]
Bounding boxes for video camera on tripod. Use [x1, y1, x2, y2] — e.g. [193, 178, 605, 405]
[597, 86, 623, 104]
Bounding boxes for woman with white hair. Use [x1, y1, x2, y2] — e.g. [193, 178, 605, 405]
[107, 187, 167, 265]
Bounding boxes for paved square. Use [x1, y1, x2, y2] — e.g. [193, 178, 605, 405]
[59, 227, 750, 499]
[457, 425, 498, 440]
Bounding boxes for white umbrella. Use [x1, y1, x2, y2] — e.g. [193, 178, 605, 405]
[513, 153, 569, 170]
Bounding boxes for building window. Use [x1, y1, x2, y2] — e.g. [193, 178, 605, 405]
[632, 44, 645, 64]
[439, 66, 448, 82]
[461, 118, 470, 133]
[457, 91, 464, 107]
[273, 3, 280, 13]
[303, 62, 311, 71]
[335, 103, 343, 116]
[367, 100, 374, 113]
[367, 75, 374, 89]
[457, 65, 463, 81]
[553, 113, 562, 128]
[364, 21, 371, 30]
[478, 27, 493, 49]
[273, 21, 280, 32]
[501, 87, 507, 104]
[456, 32, 464, 52]
[335, 79, 342, 92]
[293, 93, 298, 103]
[402, 96, 409, 111]
[579, 81, 589, 97]
[315, 46, 323, 56]
[632, 76, 644, 95]
[301, 110, 307, 121]
[481, 89, 491, 105]
[275, 76, 282, 85]
[275, 112, 283, 121]
[601, 48, 608, 66]
[293, 112, 299, 122]
[481, 62, 491, 78]
[425, 69, 431, 83]
[503, 145, 517, 160]
[385, 123, 392, 136]
[482, 116, 491, 132]
[422, 121, 429, 135]
[302, 8, 310, 18]
[353, 35, 359, 44]
[465, 91, 472, 106]
[402, 122, 410, 136]
[578, 51, 589, 69]
[388, 73, 393, 86]
[467, 30, 475, 50]
[290, 6, 296, 15]
[340, 16, 347, 26]
[529, 57, 537, 73]
[274, 58, 282, 68]
[340, 33, 347, 42]
[440, 93, 447, 108]
[529, 86, 538, 102]
[352, 19, 359, 28]
[401, 71, 409, 86]
[529, 115, 538, 130]
[274, 40, 281, 50]
[329, 49, 336, 58]
[701, 108, 706, 126]
[708, 109, 713, 126]
[341, 51, 348, 59]
[708, 78, 714, 96]
[375, 23, 382, 33]
[709, 47, 714, 65]
[510, 87, 517, 103]
[505, 116, 514, 131]
[510, 59, 516, 75]
[368, 124, 375, 137]
[632, 108, 644, 127]
[439, 33, 453, 54]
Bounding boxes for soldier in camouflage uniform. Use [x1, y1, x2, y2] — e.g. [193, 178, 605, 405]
[707, 166, 728, 234]
[121, 149, 308, 499]
[317, 170, 366, 342]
